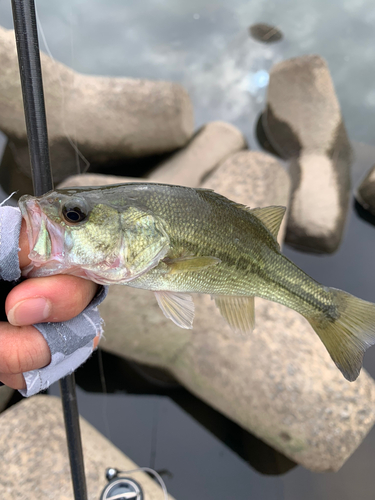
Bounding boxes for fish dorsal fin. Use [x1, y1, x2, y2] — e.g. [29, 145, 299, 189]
[163, 255, 221, 274]
[121, 208, 170, 280]
[250, 206, 286, 240]
[154, 291, 195, 329]
[213, 295, 255, 334]
[196, 188, 250, 212]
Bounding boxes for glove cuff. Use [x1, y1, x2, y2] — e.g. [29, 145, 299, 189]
[0, 207, 22, 281]
[19, 285, 108, 397]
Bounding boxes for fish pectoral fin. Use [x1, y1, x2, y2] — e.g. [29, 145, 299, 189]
[213, 295, 255, 334]
[163, 255, 221, 274]
[250, 206, 286, 240]
[154, 291, 195, 329]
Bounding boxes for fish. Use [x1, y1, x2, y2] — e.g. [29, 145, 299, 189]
[18, 182, 375, 382]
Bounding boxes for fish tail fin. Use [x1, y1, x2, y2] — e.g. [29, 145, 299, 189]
[307, 288, 375, 381]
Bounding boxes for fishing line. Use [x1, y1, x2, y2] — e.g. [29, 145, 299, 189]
[149, 399, 159, 471]
[115, 467, 168, 500]
[0, 191, 17, 206]
[36, 0, 112, 453]
[34, 2, 90, 174]
[97, 347, 112, 442]
[68, 4, 80, 175]
[31, 9, 168, 499]
[82, 309, 111, 442]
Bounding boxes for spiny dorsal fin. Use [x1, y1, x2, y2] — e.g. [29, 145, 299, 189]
[213, 295, 255, 334]
[163, 255, 221, 274]
[196, 188, 250, 211]
[250, 206, 286, 240]
[196, 188, 286, 241]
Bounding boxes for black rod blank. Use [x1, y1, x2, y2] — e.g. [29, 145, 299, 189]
[60, 375, 88, 500]
[11, 0, 52, 196]
[10, 1, 88, 499]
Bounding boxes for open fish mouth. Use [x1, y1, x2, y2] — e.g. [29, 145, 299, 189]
[18, 194, 133, 283]
[18, 195, 66, 269]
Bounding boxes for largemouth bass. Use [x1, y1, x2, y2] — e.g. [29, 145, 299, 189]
[19, 182, 375, 382]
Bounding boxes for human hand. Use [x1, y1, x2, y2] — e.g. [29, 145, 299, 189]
[0, 219, 101, 391]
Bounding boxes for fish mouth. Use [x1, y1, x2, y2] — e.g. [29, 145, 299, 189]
[19, 195, 65, 267]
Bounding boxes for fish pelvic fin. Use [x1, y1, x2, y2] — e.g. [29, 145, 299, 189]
[213, 295, 255, 334]
[250, 206, 286, 240]
[307, 288, 375, 381]
[154, 291, 195, 329]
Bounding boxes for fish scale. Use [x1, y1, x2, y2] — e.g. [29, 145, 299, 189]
[19, 182, 375, 382]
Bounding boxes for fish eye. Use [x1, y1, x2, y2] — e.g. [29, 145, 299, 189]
[62, 199, 89, 224]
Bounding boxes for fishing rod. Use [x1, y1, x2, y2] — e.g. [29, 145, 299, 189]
[10, 1, 88, 499]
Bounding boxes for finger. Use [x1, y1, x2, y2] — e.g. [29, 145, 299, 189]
[0, 373, 26, 390]
[18, 219, 31, 269]
[5, 275, 99, 326]
[93, 334, 100, 350]
[0, 322, 51, 374]
[0, 324, 99, 391]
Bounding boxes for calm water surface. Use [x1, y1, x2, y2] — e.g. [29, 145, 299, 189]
[1, 1, 375, 499]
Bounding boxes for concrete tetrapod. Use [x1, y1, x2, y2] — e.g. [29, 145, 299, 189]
[0, 26, 193, 184]
[59, 151, 375, 472]
[0, 395, 175, 500]
[149, 121, 247, 187]
[264, 55, 352, 253]
[356, 164, 375, 216]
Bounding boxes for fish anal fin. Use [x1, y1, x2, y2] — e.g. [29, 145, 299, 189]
[213, 295, 255, 334]
[250, 206, 286, 240]
[163, 255, 221, 274]
[154, 291, 195, 329]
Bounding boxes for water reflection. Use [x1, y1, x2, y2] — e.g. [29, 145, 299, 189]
[75, 349, 297, 476]
[249, 23, 283, 43]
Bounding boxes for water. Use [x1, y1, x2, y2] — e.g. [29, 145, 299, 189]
[1, 1, 375, 498]
[47, 141, 375, 500]
[1, 0, 375, 145]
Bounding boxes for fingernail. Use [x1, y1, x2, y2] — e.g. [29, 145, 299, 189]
[7, 298, 52, 326]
